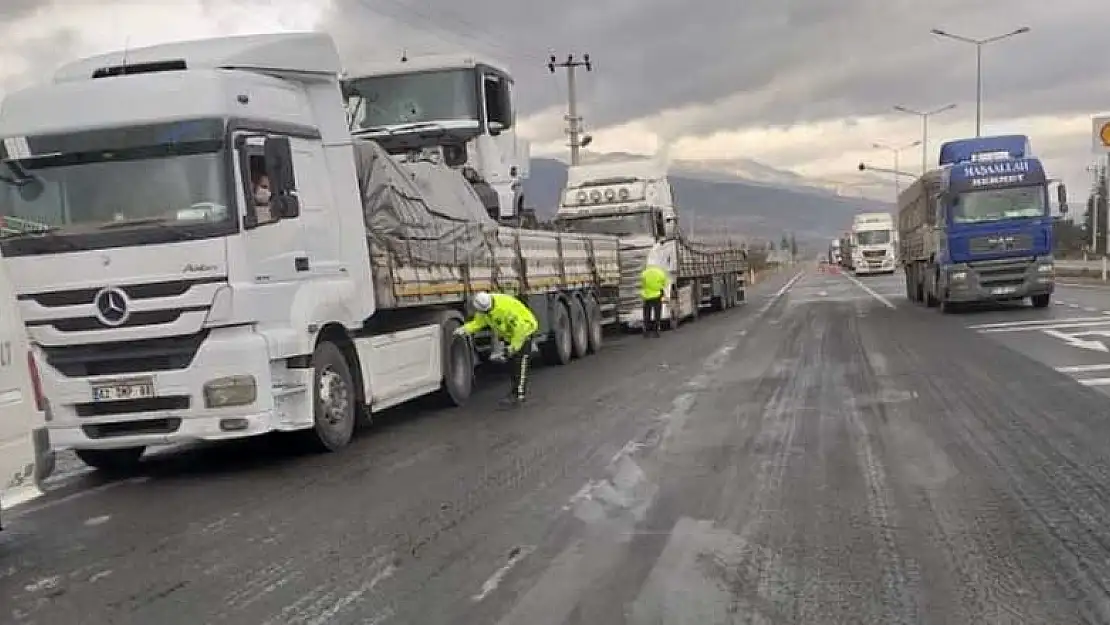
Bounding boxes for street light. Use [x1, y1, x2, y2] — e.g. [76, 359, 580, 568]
[872, 140, 921, 200]
[930, 27, 1030, 137]
[893, 103, 957, 174]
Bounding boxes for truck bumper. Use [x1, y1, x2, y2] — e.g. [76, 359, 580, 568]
[943, 256, 1055, 303]
[40, 326, 312, 452]
[853, 258, 896, 274]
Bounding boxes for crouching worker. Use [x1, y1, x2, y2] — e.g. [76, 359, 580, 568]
[454, 291, 539, 407]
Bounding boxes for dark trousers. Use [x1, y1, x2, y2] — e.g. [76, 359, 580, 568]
[508, 336, 535, 399]
[642, 297, 663, 335]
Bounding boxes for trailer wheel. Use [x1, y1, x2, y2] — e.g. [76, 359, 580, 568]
[437, 317, 474, 407]
[542, 300, 574, 365]
[75, 447, 145, 474]
[585, 296, 603, 354]
[306, 341, 356, 452]
[569, 297, 590, 359]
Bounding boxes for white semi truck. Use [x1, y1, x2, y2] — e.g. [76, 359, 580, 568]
[341, 54, 530, 224]
[555, 157, 747, 330]
[850, 212, 897, 276]
[0, 32, 622, 472]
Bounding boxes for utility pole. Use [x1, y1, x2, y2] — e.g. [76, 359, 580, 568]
[548, 53, 593, 165]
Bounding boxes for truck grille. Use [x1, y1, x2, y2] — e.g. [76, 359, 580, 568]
[619, 247, 651, 310]
[862, 250, 886, 258]
[968, 256, 1035, 288]
[969, 233, 1033, 254]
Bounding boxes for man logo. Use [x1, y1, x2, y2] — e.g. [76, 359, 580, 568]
[94, 287, 130, 327]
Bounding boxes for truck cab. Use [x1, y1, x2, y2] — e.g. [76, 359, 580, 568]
[554, 158, 683, 326]
[850, 212, 896, 276]
[341, 54, 530, 223]
[0, 33, 384, 470]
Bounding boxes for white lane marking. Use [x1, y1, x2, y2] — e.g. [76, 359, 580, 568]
[968, 316, 1110, 329]
[977, 320, 1110, 333]
[756, 270, 804, 316]
[1080, 378, 1110, 386]
[1041, 329, 1110, 352]
[1085, 307, 1099, 312]
[1069, 303, 1081, 308]
[1057, 363, 1110, 373]
[839, 271, 896, 309]
[473, 546, 535, 602]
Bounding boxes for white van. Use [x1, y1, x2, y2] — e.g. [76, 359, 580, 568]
[0, 249, 52, 530]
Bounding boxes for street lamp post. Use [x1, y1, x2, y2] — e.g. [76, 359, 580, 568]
[893, 103, 957, 174]
[873, 140, 921, 200]
[930, 27, 1030, 137]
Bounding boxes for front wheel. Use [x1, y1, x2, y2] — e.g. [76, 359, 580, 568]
[306, 341, 357, 452]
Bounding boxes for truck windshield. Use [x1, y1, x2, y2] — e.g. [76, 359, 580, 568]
[952, 185, 1046, 224]
[561, 212, 655, 237]
[345, 69, 479, 130]
[856, 230, 891, 245]
[0, 145, 230, 256]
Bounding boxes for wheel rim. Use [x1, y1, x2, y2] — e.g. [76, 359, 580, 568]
[317, 366, 351, 433]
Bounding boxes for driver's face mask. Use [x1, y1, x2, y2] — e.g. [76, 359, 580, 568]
[254, 187, 271, 206]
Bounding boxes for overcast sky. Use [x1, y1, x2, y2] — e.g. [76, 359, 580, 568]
[0, 0, 1105, 206]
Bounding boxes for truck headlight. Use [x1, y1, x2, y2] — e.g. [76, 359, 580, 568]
[950, 271, 967, 281]
[204, 375, 257, 408]
[1037, 263, 1054, 273]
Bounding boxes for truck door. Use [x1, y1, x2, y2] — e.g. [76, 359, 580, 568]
[234, 132, 310, 290]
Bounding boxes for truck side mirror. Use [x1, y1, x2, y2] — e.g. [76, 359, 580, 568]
[264, 136, 300, 218]
[1057, 183, 1068, 214]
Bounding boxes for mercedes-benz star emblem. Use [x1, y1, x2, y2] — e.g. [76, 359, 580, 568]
[94, 287, 130, 327]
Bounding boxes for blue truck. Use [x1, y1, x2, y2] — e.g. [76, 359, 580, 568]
[897, 134, 1066, 312]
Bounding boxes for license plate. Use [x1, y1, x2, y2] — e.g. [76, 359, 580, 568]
[990, 286, 1018, 295]
[91, 378, 155, 402]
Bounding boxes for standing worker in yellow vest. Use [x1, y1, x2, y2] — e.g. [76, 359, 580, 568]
[640, 263, 669, 338]
[454, 291, 539, 407]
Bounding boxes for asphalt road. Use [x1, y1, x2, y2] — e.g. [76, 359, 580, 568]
[6, 267, 1110, 623]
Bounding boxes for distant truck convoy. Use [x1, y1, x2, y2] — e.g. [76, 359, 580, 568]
[849, 212, 896, 276]
[555, 157, 748, 330]
[828, 238, 841, 265]
[898, 134, 1064, 312]
[0, 33, 627, 472]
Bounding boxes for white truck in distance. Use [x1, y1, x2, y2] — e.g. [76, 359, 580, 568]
[341, 54, 530, 223]
[0, 32, 622, 472]
[555, 157, 747, 329]
[850, 212, 896, 276]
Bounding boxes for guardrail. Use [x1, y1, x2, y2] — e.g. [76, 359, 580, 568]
[1057, 258, 1110, 281]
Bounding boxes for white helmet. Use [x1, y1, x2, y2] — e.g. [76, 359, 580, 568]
[473, 291, 493, 312]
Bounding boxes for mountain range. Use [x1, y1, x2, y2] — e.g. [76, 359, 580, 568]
[521, 152, 895, 243]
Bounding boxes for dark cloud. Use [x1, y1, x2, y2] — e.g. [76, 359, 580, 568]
[321, 0, 1110, 140]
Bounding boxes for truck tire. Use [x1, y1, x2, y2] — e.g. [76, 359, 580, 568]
[542, 300, 573, 365]
[1031, 294, 1050, 308]
[569, 296, 589, 359]
[585, 296, 603, 354]
[75, 447, 144, 474]
[437, 317, 474, 407]
[689, 284, 700, 321]
[306, 341, 356, 452]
